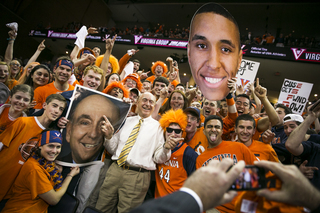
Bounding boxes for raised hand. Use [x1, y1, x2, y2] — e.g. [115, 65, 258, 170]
[57, 117, 69, 129]
[106, 35, 117, 52]
[130, 49, 139, 55]
[227, 77, 237, 94]
[87, 27, 98, 34]
[160, 86, 168, 99]
[261, 129, 275, 144]
[101, 115, 114, 140]
[168, 70, 177, 82]
[254, 78, 267, 99]
[38, 40, 46, 51]
[140, 71, 150, 80]
[8, 30, 17, 40]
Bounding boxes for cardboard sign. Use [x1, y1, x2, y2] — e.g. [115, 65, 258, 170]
[236, 59, 260, 90]
[278, 78, 313, 115]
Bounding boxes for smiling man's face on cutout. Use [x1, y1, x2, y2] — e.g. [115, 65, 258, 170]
[188, 12, 242, 101]
[66, 94, 119, 163]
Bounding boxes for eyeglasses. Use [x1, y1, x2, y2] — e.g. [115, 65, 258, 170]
[126, 79, 137, 85]
[10, 63, 20, 67]
[166, 127, 182, 134]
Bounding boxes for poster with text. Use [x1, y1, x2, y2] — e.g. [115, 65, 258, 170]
[236, 59, 260, 90]
[278, 78, 313, 115]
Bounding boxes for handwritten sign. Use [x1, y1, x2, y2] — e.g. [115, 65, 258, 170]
[236, 59, 260, 90]
[278, 78, 313, 115]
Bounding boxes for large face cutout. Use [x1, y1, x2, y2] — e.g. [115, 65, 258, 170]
[66, 95, 120, 163]
[188, 12, 242, 101]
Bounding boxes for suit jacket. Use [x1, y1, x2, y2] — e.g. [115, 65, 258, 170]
[129, 191, 200, 213]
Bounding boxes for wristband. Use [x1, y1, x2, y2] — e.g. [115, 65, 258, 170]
[7, 38, 15, 41]
[67, 174, 73, 178]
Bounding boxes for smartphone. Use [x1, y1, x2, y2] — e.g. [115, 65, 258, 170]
[230, 165, 266, 191]
[309, 99, 320, 112]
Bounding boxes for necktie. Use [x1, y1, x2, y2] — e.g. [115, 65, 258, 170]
[117, 119, 143, 167]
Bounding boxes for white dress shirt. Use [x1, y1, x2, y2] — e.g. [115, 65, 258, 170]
[104, 115, 171, 170]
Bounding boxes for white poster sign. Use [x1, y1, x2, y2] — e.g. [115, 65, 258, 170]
[278, 78, 313, 115]
[236, 59, 260, 90]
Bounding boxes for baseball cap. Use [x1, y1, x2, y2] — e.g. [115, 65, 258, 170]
[283, 114, 304, 124]
[130, 88, 140, 96]
[184, 107, 200, 119]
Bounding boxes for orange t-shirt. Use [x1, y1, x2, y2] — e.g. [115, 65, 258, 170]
[185, 127, 208, 155]
[33, 82, 74, 109]
[223, 117, 263, 141]
[72, 79, 81, 87]
[155, 143, 195, 198]
[146, 75, 156, 84]
[0, 106, 15, 134]
[0, 117, 45, 200]
[187, 111, 238, 155]
[196, 141, 257, 213]
[266, 36, 275, 44]
[7, 79, 18, 90]
[1, 157, 53, 213]
[247, 140, 279, 162]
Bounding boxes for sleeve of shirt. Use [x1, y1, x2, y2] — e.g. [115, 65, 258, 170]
[118, 53, 131, 75]
[222, 112, 237, 138]
[195, 156, 203, 169]
[26, 166, 53, 199]
[33, 87, 45, 109]
[268, 146, 280, 162]
[183, 146, 198, 176]
[308, 134, 320, 144]
[0, 118, 23, 147]
[104, 131, 120, 155]
[180, 187, 203, 213]
[298, 141, 313, 158]
[153, 126, 171, 164]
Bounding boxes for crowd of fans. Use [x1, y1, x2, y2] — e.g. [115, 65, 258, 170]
[35, 21, 320, 48]
[36, 21, 191, 39]
[1, 21, 320, 213]
[241, 31, 319, 48]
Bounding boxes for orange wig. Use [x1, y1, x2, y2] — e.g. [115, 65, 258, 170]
[151, 61, 168, 76]
[122, 73, 143, 91]
[95, 54, 120, 73]
[103, 81, 129, 98]
[159, 109, 188, 138]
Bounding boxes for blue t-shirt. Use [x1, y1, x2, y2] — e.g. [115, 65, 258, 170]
[299, 141, 320, 190]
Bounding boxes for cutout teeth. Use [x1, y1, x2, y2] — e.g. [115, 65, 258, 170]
[205, 77, 222, 84]
[83, 144, 96, 148]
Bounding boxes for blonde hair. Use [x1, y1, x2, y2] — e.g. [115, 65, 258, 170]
[83, 65, 104, 77]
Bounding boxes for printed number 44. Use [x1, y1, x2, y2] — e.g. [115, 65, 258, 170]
[159, 167, 170, 183]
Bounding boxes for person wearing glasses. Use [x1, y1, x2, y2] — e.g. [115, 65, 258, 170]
[155, 109, 198, 198]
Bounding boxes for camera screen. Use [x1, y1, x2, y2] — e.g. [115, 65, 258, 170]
[230, 167, 262, 190]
